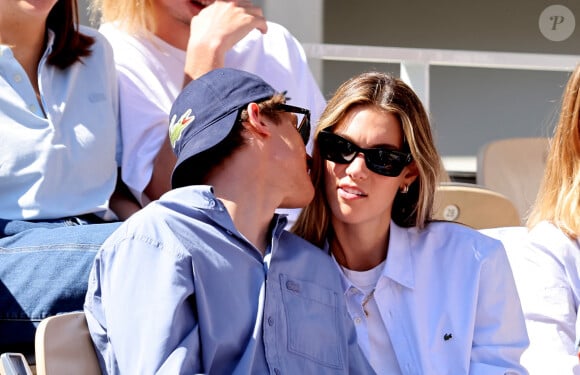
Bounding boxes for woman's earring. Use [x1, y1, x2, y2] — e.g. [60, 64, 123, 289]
[400, 184, 409, 194]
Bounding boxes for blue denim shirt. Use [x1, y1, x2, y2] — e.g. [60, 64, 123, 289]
[84, 186, 374, 374]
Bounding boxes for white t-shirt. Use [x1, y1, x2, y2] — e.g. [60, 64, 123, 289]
[99, 22, 326, 225]
[0, 26, 120, 220]
[339, 259, 402, 374]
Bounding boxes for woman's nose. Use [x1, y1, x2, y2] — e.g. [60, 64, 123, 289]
[345, 153, 368, 180]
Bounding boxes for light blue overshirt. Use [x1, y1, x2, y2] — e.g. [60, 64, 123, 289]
[84, 186, 374, 374]
[0, 26, 120, 220]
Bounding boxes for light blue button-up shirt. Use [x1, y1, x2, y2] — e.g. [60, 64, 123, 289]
[0, 26, 120, 220]
[85, 186, 374, 374]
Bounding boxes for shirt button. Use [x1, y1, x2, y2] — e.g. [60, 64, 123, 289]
[285, 280, 300, 292]
[354, 317, 362, 324]
[208, 199, 216, 208]
[268, 316, 274, 326]
[13, 74, 22, 82]
[226, 230, 233, 236]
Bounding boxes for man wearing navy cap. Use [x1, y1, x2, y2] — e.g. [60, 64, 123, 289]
[84, 68, 374, 375]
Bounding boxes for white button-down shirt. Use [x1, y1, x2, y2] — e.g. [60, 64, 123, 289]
[483, 223, 580, 375]
[336, 221, 529, 375]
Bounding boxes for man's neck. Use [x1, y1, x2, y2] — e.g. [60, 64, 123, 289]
[217, 197, 272, 256]
[207, 154, 279, 256]
[149, 14, 190, 50]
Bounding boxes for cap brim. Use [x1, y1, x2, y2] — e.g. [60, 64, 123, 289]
[171, 110, 240, 189]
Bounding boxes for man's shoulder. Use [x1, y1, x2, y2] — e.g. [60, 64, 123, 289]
[276, 231, 335, 267]
[235, 21, 301, 51]
[263, 21, 294, 39]
[100, 197, 206, 258]
[97, 23, 179, 68]
[279, 230, 325, 251]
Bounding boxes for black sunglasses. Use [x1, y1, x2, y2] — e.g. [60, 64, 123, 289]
[275, 104, 311, 145]
[317, 130, 413, 177]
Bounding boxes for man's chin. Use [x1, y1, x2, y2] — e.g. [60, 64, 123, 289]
[190, 0, 214, 12]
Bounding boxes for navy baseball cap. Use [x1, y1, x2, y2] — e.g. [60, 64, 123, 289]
[169, 68, 277, 188]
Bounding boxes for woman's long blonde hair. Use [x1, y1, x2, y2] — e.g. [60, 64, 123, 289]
[90, 0, 154, 34]
[527, 65, 580, 240]
[292, 72, 444, 248]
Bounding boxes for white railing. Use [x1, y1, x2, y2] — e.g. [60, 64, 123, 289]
[302, 43, 580, 174]
[303, 43, 580, 110]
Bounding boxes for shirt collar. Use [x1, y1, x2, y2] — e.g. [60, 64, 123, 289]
[45, 29, 55, 53]
[329, 249, 353, 295]
[166, 185, 288, 245]
[383, 221, 416, 290]
[330, 221, 417, 293]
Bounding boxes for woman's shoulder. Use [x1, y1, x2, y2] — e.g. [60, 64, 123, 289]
[529, 221, 580, 259]
[403, 221, 506, 261]
[78, 25, 110, 47]
[78, 25, 115, 61]
[418, 221, 502, 245]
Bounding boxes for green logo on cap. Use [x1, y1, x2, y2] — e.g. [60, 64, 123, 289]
[169, 109, 195, 148]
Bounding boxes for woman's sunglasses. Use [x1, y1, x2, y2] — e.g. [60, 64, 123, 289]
[317, 130, 413, 177]
[275, 104, 311, 145]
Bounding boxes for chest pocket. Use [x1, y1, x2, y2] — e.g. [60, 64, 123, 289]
[279, 273, 344, 369]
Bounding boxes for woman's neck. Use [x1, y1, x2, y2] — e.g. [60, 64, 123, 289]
[330, 220, 390, 271]
[0, 19, 46, 93]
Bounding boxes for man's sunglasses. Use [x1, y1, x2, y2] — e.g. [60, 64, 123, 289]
[317, 130, 413, 177]
[275, 104, 311, 145]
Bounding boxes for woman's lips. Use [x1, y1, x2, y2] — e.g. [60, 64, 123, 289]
[338, 185, 367, 199]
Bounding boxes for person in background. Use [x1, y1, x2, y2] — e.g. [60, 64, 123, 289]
[90, 0, 326, 226]
[85, 68, 374, 374]
[292, 71, 529, 374]
[485, 64, 580, 374]
[0, 0, 139, 356]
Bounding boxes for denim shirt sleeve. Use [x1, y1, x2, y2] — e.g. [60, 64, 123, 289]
[85, 234, 199, 374]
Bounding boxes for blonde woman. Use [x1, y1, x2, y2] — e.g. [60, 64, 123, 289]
[501, 65, 580, 374]
[293, 71, 529, 374]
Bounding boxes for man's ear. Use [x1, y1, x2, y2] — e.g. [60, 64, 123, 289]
[243, 102, 271, 140]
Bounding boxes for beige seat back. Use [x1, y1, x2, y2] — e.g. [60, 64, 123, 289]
[433, 183, 521, 229]
[476, 137, 549, 222]
[34, 312, 101, 375]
